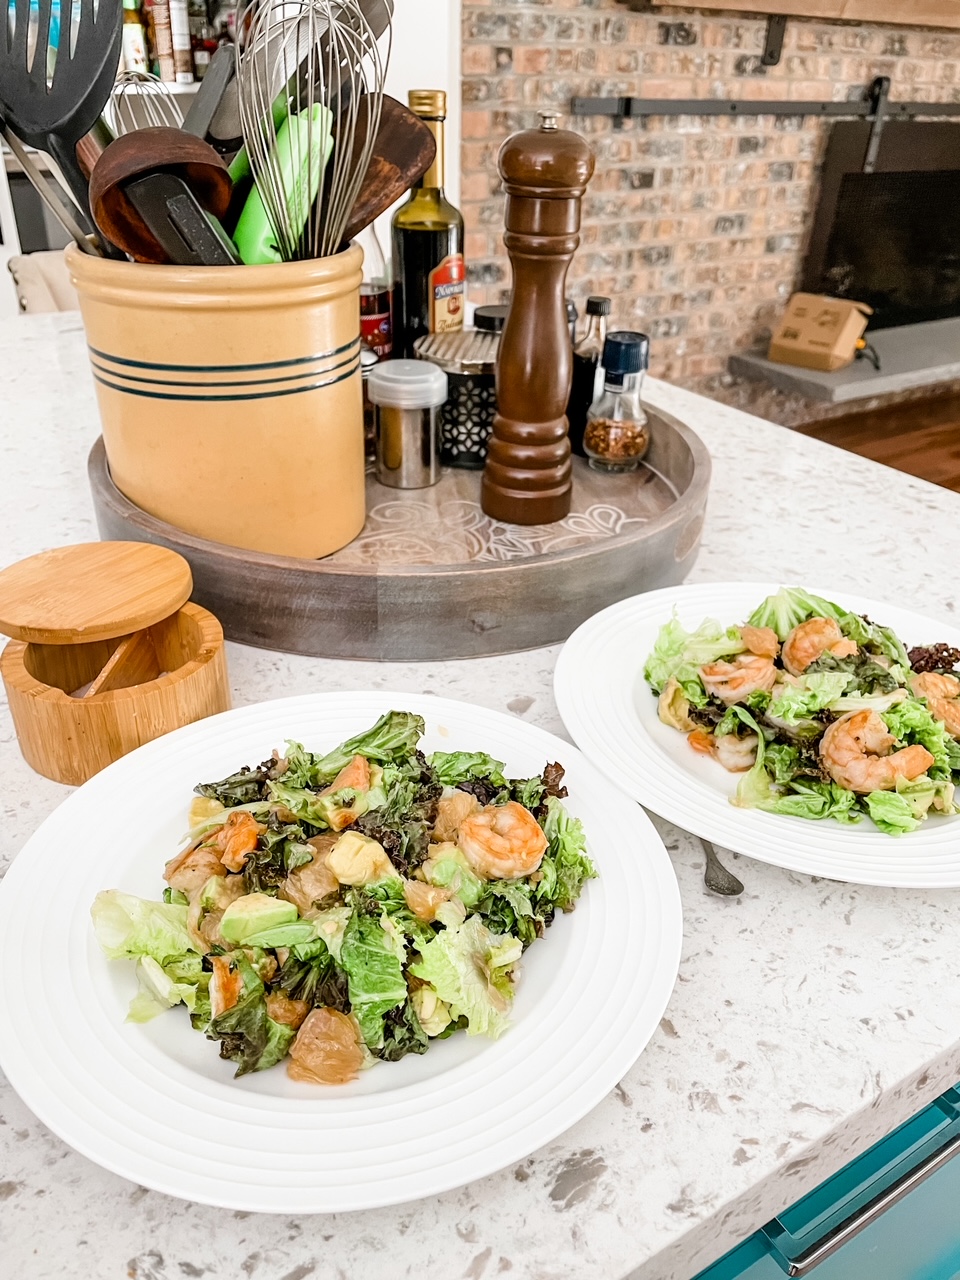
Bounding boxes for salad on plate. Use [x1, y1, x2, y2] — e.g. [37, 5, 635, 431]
[91, 711, 596, 1084]
[644, 586, 960, 835]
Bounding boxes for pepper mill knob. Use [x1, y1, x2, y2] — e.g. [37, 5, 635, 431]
[481, 113, 595, 526]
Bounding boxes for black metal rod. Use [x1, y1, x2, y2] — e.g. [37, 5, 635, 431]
[570, 96, 960, 120]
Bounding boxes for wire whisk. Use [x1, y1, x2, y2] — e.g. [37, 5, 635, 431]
[105, 71, 186, 136]
[237, 0, 390, 262]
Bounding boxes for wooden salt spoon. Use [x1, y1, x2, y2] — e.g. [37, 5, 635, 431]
[341, 95, 437, 243]
[89, 127, 233, 264]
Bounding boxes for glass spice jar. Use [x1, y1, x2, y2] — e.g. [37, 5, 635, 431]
[583, 331, 651, 473]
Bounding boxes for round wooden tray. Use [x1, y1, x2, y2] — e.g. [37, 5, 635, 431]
[88, 407, 710, 660]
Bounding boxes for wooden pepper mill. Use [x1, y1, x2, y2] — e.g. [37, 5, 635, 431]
[481, 110, 595, 525]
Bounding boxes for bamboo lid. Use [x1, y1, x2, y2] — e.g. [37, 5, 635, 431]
[0, 542, 193, 644]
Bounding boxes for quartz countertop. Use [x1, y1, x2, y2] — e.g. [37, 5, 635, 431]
[3, 313, 960, 1280]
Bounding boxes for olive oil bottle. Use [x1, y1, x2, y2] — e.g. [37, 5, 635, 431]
[392, 90, 465, 357]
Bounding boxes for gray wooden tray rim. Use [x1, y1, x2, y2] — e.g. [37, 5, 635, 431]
[88, 407, 710, 660]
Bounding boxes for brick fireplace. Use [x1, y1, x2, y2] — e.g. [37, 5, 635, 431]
[459, 1, 960, 418]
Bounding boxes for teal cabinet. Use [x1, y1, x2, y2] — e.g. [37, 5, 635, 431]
[695, 1086, 960, 1280]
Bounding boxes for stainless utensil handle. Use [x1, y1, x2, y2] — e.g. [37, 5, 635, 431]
[784, 1128, 960, 1275]
[1, 126, 97, 254]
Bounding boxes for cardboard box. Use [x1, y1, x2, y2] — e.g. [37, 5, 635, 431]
[768, 293, 873, 372]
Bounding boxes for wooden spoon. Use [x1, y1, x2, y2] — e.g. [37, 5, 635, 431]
[89, 127, 233, 264]
[342, 95, 437, 243]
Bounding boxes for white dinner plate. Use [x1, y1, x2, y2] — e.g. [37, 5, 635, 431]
[0, 691, 681, 1213]
[555, 582, 960, 889]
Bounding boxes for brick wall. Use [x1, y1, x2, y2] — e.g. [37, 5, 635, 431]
[460, 0, 960, 398]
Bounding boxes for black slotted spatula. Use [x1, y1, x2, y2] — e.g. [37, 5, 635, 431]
[0, 0, 122, 237]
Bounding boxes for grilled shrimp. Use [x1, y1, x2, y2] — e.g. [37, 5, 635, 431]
[688, 729, 759, 772]
[910, 672, 960, 738]
[699, 654, 778, 706]
[782, 618, 858, 676]
[820, 710, 934, 793]
[741, 624, 780, 659]
[458, 800, 548, 879]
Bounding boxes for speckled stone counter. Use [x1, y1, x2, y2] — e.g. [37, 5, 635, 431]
[3, 313, 960, 1280]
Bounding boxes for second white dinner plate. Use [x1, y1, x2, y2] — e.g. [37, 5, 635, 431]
[555, 582, 960, 888]
[0, 691, 682, 1212]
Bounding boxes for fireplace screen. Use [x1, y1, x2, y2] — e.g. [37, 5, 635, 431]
[817, 169, 960, 330]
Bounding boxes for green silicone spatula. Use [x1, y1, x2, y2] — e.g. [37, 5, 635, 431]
[233, 103, 334, 265]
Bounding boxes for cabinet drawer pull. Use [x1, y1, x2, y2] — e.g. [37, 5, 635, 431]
[785, 1128, 960, 1276]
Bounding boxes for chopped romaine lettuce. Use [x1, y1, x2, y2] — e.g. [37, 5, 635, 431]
[540, 797, 597, 913]
[126, 954, 202, 1023]
[339, 911, 408, 1050]
[769, 672, 852, 725]
[429, 751, 508, 789]
[410, 916, 521, 1039]
[92, 891, 198, 964]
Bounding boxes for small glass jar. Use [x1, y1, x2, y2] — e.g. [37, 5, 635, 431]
[583, 331, 651, 474]
[367, 360, 449, 489]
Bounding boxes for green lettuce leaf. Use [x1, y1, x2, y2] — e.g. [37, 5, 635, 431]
[339, 911, 408, 1049]
[429, 751, 508, 789]
[311, 712, 425, 786]
[643, 614, 746, 707]
[769, 672, 852, 725]
[829, 689, 909, 716]
[762, 779, 861, 823]
[883, 697, 960, 779]
[540, 797, 597, 913]
[126, 954, 203, 1023]
[746, 587, 843, 641]
[764, 742, 802, 785]
[409, 915, 521, 1039]
[91, 891, 198, 965]
[865, 790, 921, 836]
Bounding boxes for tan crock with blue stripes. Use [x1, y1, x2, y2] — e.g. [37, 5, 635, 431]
[66, 243, 365, 560]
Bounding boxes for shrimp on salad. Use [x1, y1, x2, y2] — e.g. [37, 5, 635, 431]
[910, 672, 960, 739]
[699, 654, 779, 706]
[643, 586, 960, 835]
[458, 800, 548, 879]
[782, 618, 858, 676]
[820, 710, 934, 794]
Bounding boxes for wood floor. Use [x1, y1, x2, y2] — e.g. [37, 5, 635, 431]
[796, 391, 960, 493]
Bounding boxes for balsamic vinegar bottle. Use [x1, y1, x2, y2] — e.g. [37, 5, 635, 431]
[391, 90, 465, 358]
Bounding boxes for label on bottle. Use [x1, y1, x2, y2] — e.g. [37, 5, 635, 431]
[360, 296, 393, 359]
[121, 23, 148, 74]
[428, 254, 465, 334]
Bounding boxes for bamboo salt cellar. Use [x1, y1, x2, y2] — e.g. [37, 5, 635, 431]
[481, 111, 595, 525]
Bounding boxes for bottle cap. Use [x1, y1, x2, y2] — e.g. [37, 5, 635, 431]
[367, 359, 448, 410]
[602, 331, 650, 377]
[586, 296, 611, 317]
[409, 90, 447, 120]
[474, 303, 509, 334]
[566, 299, 578, 325]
